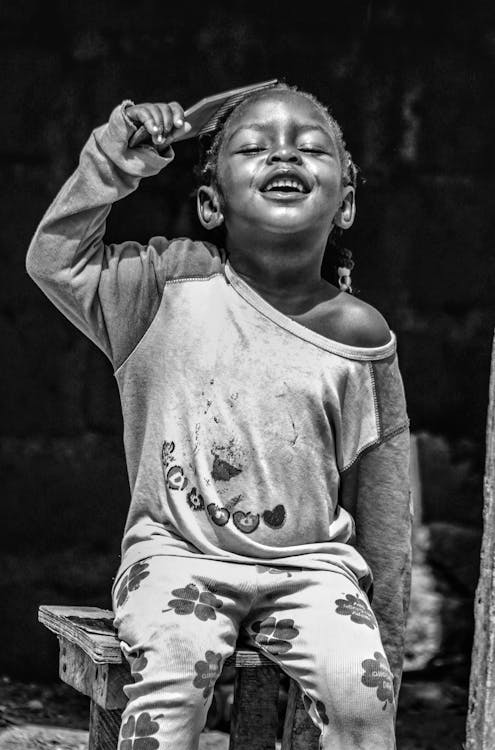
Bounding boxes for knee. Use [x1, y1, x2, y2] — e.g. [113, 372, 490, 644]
[306, 650, 396, 726]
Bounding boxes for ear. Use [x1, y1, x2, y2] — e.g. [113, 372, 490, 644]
[197, 186, 224, 230]
[334, 186, 356, 230]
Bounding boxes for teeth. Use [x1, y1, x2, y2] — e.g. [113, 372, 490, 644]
[264, 177, 305, 192]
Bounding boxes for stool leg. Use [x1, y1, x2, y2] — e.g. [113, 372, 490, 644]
[229, 665, 280, 750]
[89, 699, 122, 750]
[281, 679, 320, 750]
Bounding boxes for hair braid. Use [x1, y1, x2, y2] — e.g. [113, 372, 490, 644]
[330, 155, 359, 294]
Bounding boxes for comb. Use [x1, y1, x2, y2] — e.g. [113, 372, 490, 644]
[128, 79, 279, 149]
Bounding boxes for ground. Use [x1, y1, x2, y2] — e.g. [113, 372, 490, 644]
[0, 673, 468, 750]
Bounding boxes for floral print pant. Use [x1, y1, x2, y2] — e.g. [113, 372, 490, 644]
[112, 556, 396, 750]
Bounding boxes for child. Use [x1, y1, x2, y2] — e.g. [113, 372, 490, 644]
[27, 83, 411, 750]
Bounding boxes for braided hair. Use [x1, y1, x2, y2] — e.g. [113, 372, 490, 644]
[196, 83, 358, 293]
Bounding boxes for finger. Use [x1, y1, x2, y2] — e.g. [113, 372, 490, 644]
[148, 103, 165, 135]
[164, 120, 192, 145]
[143, 104, 172, 146]
[146, 104, 169, 145]
[133, 105, 162, 141]
[157, 104, 175, 135]
[148, 104, 174, 147]
[168, 101, 186, 130]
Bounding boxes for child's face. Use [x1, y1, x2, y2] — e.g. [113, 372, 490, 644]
[213, 91, 352, 240]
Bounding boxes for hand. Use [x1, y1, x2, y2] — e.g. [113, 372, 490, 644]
[125, 102, 191, 149]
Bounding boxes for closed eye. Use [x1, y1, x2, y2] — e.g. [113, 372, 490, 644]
[237, 145, 267, 154]
[299, 146, 330, 154]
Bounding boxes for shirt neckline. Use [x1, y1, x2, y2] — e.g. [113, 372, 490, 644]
[224, 260, 396, 361]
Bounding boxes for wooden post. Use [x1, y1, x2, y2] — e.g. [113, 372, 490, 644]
[466, 332, 495, 748]
[58, 637, 128, 710]
[89, 700, 122, 750]
[281, 679, 320, 750]
[229, 665, 280, 750]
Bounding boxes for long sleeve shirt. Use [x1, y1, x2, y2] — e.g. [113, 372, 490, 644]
[26, 102, 412, 698]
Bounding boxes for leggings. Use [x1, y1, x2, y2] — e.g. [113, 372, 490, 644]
[112, 555, 396, 750]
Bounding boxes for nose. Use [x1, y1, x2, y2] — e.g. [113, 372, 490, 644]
[267, 144, 302, 164]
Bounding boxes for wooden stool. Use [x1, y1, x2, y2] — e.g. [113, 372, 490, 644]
[38, 605, 319, 750]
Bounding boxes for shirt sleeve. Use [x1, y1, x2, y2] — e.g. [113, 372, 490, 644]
[25, 101, 175, 367]
[339, 353, 412, 703]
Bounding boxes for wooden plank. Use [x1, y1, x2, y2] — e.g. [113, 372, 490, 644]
[40, 604, 272, 668]
[89, 700, 122, 750]
[281, 679, 320, 750]
[229, 665, 280, 750]
[39, 605, 122, 663]
[59, 637, 129, 710]
[225, 649, 274, 668]
[466, 332, 495, 749]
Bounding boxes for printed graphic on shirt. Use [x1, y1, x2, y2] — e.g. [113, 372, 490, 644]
[187, 487, 205, 511]
[161, 440, 188, 490]
[166, 464, 188, 491]
[335, 593, 377, 629]
[164, 583, 223, 621]
[161, 440, 176, 472]
[119, 711, 162, 749]
[233, 510, 260, 534]
[361, 651, 394, 709]
[115, 561, 151, 608]
[250, 616, 299, 654]
[262, 504, 286, 528]
[207, 503, 230, 526]
[160, 439, 285, 535]
[193, 650, 223, 699]
[162, 440, 208, 514]
[161, 438, 287, 534]
[302, 694, 330, 725]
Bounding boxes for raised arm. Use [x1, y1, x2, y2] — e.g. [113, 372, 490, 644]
[339, 354, 412, 702]
[26, 101, 190, 366]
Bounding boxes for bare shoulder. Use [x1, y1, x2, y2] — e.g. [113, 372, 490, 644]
[335, 293, 391, 348]
[289, 281, 392, 348]
[294, 288, 391, 348]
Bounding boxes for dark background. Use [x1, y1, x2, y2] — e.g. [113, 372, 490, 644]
[1, 0, 494, 680]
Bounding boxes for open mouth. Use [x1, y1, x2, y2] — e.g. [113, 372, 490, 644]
[260, 173, 310, 195]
